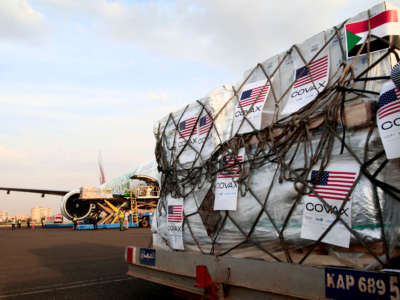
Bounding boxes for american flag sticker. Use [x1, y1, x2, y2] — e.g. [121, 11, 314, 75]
[238, 84, 270, 108]
[168, 205, 183, 223]
[198, 114, 213, 136]
[293, 55, 329, 89]
[301, 161, 359, 248]
[282, 54, 329, 115]
[377, 81, 400, 159]
[214, 148, 245, 211]
[377, 87, 400, 120]
[232, 79, 270, 135]
[217, 155, 243, 179]
[309, 170, 357, 201]
[179, 116, 198, 139]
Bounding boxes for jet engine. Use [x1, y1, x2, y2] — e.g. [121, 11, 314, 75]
[60, 189, 93, 220]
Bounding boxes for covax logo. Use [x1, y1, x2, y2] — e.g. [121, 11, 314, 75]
[381, 117, 400, 130]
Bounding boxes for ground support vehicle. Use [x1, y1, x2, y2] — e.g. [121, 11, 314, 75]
[77, 212, 155, 230]
[44, 215, 72, 228]
[77, 176, 159, 230]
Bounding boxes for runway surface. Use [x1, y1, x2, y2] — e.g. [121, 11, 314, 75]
[0, 227, 179, 299]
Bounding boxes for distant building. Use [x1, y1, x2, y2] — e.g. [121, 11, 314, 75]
[0, 210, 8, 222]
[9, 214, 29, 221]
[31, 206, 52, 222]
[17, 214, 29, 221]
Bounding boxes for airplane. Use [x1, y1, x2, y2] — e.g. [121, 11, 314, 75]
[0, 158, 160, 222]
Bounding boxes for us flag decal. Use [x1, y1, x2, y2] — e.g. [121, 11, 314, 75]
[167, 198, 184, 250]
[293, 55, 329, 89]
[377, 87, 400, 120]
[232, 79, 271, 135]
[198, 114, 213, 136]
[309, 170, 357, 201]
[377, 81, 400, 159]
[238, 84, 270, 108]
[217, 155, 243, 179]
[301, 160, 359, 248]
[168, 205, 183, 223]
[282, 53, 329, 115]
[179, 116, 198, 139]
[214, 148, 245, 211]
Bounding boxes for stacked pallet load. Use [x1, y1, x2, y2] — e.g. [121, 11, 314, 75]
[151, 2, 400, 270]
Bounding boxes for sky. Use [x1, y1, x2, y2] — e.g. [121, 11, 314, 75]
[1, 0, 398, 215]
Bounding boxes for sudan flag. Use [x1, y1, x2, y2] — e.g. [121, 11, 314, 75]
[346, 9, 400, 59]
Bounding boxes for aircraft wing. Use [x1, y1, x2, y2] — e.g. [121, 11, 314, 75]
[0, 187, 69, 196]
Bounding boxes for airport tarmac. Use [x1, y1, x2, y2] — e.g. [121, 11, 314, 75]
[0, 227, 180, 299]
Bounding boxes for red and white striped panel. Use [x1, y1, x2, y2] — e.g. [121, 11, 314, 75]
[125, 246, 136, 264]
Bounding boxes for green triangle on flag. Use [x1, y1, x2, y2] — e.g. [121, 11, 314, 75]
[346, 30, 363, 53]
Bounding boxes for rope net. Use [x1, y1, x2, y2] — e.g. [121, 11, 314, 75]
[153, 5, 400, 269]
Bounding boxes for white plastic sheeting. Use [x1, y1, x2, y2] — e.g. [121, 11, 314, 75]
[104, 160, 160, 195]
[152, 2, 400, 267]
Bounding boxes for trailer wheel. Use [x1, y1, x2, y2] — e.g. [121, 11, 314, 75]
[141, 217, 149, 228]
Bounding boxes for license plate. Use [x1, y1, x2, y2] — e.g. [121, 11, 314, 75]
[325, 267, 400, 300]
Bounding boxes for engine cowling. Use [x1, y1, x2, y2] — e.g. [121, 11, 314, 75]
[60, 189, 93, 220]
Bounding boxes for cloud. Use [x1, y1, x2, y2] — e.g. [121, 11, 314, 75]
[0, 90, 130, 108]
[36, 0, 385, 72]
[0, 88, 180, 121]
[147, 91, 169, 101]
[0, 0, 46, 42]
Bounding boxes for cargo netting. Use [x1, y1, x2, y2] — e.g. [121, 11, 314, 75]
[153, 3, 400, 270]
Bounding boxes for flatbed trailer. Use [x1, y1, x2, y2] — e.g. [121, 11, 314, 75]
[125, 246, 400, 300]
